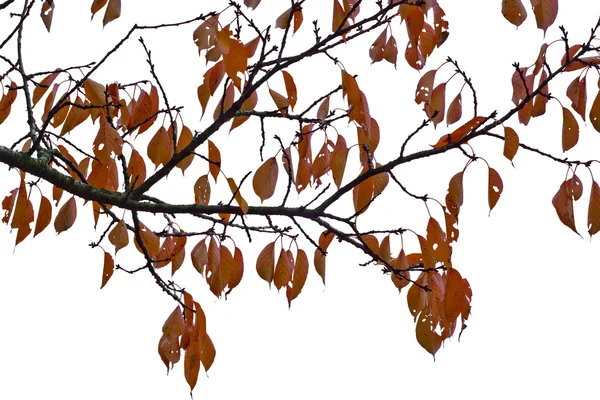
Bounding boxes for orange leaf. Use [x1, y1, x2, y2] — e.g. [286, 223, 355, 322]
[191, 239, 208, 276]
[588, 181, 600, 236]
[147, 126, 173, 169]
[448, 171, 464, 210]
[503, 126, 519, 164]
[32, 70, 59, 106]
[488, 167, 503, 213]
[416, 309, 442, 357]
[101, 251, 115, 289]
[314, 249, 326, 286]
[33, 196, 52, 237]
[54, 196, 77, 234]
[93, 118, 124, 165]
[163, 306, 185, 337]
[230, 89, 258, 132]
[532, 0, 558, 35]
[207, 140, 221, 181]
[223, 39, 248, 90]
[391, 249, 411, 292]
[332, 0, 348, 33]
[444, 267, 472, 322]
[373, 167, 389, 197]
[427, 218, 450, 264]
[127, 149, 146, 189]
[253, 157, 278, 203]
[91, 0, 108, 18]
[562, 106, 579, 152]
[176, 125, 195, 173]
[213, 81, 235, 120]
[282, 71, 297, 111]
[108, 219, 129, 253]
[184, 338, 201, 390]
[431, 116, 485, 148]
[135, 221, 160, 258]
[274, 249, 294, 290]
[415, 69, 436, 105]
[566, 75, 587, 120]
[289, 249, 308, 304]
[256, 241, 275, 286]
[501, 0, 527, 27]
[60, 96, 90, 135]
[269, 88, 289, 115]
[276, 7, 293, 29]
[426, 83, 446, 127]
[194, 174, 211, 206]
[330, 135, 348, 189]
[227, 178, 249, 214]
[352, 168, 374, 215]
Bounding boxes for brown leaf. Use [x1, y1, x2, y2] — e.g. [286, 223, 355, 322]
[191, 239, 208, 276]
[269, 88, 289, 115]
[532, 0, 558, 34]
[488, 167, 503, 213]
[289, 249, 308, 304]
[127, 149, 146, 189]
[562, 106, 579, 152]
[208, 140, 221, 181]
[552, 179, 578, 234]
[369, 29, 387, 63]
[194, 174, 211, 206]
[274, 249, 294, 290]
[33, 196, 52, 237]
[501, 0, 527, 27]
[54, 196, 77, 234]
[590, 84, 600, 133]
[256, 241, 275, 286]
[103, 0, 121, 26]
[426, 83, 446, 127]
[101, 251, 115, 289]
[330, 135, 348, 189]
[147, 126, 173, 169]
[588, 181, 600, 236]
[227, 178, 249, 214]
[415, 69, 436, 105]
[32, 70, 59, 106]
[503, 126, 519, 164]
[253, 157, 278, 203]
[446, 93, 462, 126]
[40, 0, 54, 32]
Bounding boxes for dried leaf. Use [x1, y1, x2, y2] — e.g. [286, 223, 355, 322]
[54, 196, 77, 234]
[108, 219, 129, 253]
[503, 126, 520, 164]
[256, 241, 275, 286]
[33, 196, 52, 237]
[253, 157, 278, 203]
[501, 0, 527, 27]
[562, 106, 579, 152]
[101, 251, 115, 289]
[208, 140, 221, 181]
[588, 181, 600, 236]
[488, 167, 503, 213]
[194, 174, 211, 206]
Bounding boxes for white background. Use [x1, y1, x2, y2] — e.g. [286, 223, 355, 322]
[1, 1, 600, 399]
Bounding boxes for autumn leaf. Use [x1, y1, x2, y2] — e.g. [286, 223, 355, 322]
[561, 107, 579, 152]
[588, 181, 600, 236]
[256, 241, 275, 286]
[253, 157, 278, 203]
[208, 140, 221, 181]
[330, 135, 348, 189]
[103, 0, 121, 27]
[369, 29, 387, 63]
[274, 249, 294, 290]
[40, 0, 54, 31]
[531, 0, 558, 35]
[194, 174, 211, 206]
[108, 219, 129, 253]
[503, 126, 519, 164]
[282, 71, 297, 110]
[502, 0, 528, 27]
[101, 251, 115, 289]
[269, 88, 289, 115]
[227, 178, 249, 214]
[54, 196, 77, 234]
[33, 196, 52, 237]
[446, 93, 462, 126]
[488, 167, 503, 213]
[552, 179, 578, 234]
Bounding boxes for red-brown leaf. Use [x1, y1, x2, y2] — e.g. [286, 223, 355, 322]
[54, 196, 77, 234]
[253, 157, 278, 203]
